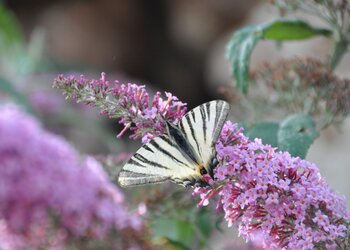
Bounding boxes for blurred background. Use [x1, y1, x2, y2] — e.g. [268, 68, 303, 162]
[2, 0, 349, 195]
[1, 0, 350, 249]
[3, 0, 256, 106]
[0, 0, 257, 155]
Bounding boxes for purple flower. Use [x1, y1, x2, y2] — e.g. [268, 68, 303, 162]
[0, 105, 143, 249]
[0, 221, 27, 250]
[194, 122, 350, 249]
[53, 73, 187, 143]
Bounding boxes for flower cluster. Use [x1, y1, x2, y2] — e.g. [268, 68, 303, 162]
[248, 58, 350, 129]
[194, 121, 350, 249]
[0, 105, 147, 249]
[53, 73, 187, 143]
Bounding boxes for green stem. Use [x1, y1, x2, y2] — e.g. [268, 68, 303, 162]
[329, 32, 348, 70]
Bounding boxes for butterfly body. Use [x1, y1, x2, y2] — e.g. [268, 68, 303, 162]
[118, 100, 230, 188]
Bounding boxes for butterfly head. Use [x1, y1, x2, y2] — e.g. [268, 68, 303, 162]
[178, 163, 212, 188]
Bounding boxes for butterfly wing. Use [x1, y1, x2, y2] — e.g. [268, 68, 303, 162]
[118, 135, 199, 187]
[178, 100, 230, 176]
[118, 100, 230, 187]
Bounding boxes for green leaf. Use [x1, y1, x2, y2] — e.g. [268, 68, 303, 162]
[226, 26, 264, 93]
[226, 19, 331, 93]
[245, 122, 280, 147]
[277, 114, 319, 158]
[263, 19, 332, 41]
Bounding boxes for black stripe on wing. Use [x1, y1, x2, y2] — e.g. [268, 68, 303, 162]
[167, 122, 200, 164]
[158, 135, 196, 169]
[177, 100, 230, 156]
[214, 102, 220, 132]
[205, 102, 211, 122]
[185, 114, 201, 157]
[211, 101, 230, 144]
[200, 105, 207, 143]
[143, 144, 154, 153]
[149, 139, 190, 167]
[127, 158, 148, 168]
[165, 122, 200, 165]
[132, 153, 170, 170]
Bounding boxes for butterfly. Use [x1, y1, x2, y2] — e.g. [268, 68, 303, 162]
[118, 100, 230, 188]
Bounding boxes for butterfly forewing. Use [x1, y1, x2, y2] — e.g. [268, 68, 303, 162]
[178, 100, 230, 169]
[118, 135, 198, 187]
[118, 100, 230, 187]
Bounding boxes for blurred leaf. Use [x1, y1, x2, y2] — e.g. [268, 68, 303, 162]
[0, 3, 24, 47]
[27, 28, 45, 60]
[20, 28, 46, 74]
[152, 217, 195, 249]
[277, 114, 319, 158]
[150, 207, 215, 249]
[189, 209, 214, 249]
[214, 217, 224, 233]
[175, 220, 195, 246]
[245, 122, 280, 147]
[165, 238, 192, 250]
[0, 77, 34, 113]
[263, 19, 331, 41]
[195, 210, 212, 238]
[226, 19, 331, 94]
[0, 4, 47, 75]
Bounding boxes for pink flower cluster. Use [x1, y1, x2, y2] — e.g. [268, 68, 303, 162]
[194, 121, 350, 249]
[53, 73, 187, 143]
[0, 105, 142, 249]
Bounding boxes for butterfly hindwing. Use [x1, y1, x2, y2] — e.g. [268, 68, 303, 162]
[118, 100, 230, 187]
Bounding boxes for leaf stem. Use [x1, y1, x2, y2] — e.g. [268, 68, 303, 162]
[329, 31, 348, 70]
